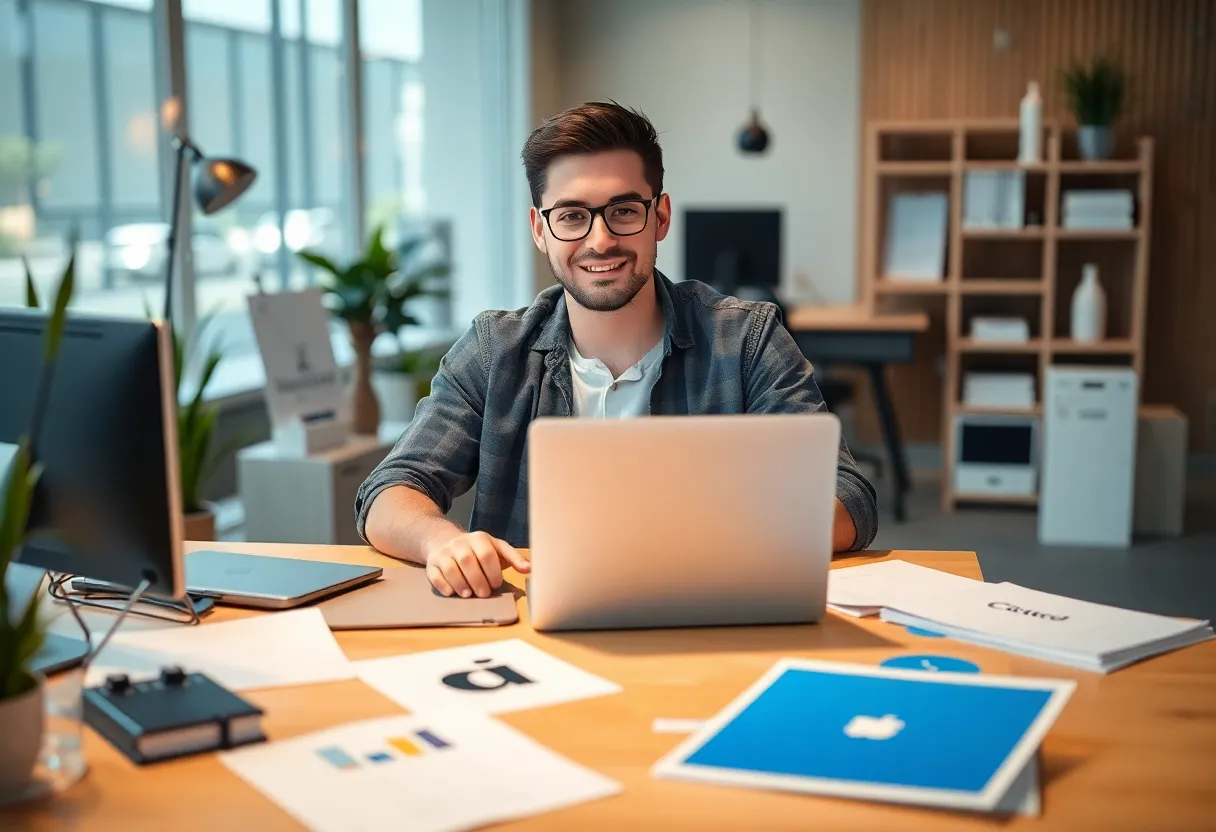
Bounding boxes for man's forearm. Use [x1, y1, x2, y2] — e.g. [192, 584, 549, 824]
[832, 497, 858, 553]
[364, 485, 466, 566]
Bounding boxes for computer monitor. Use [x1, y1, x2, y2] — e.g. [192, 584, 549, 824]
[0, 308, 185, 600]
[683, 209, 782, 293]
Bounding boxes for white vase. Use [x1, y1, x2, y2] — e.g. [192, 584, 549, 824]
[371, 371, 421, 423]
[1071, 263, 1107, 343]
[0, 675, 45, 798]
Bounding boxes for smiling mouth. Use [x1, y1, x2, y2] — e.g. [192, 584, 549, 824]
[578, 258, 628, 275]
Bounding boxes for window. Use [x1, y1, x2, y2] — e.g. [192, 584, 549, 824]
[0, 0, 161, 317]
[182, 0, 355, 396]
[1, 0, 530, 402]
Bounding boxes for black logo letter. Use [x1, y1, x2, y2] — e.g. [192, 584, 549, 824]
[442, 658, 535, 692]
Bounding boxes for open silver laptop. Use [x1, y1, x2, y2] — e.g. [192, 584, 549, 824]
[526, 414, 841, 631]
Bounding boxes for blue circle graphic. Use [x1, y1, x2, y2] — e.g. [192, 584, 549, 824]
[905, 625, 946, 638]
[880, 654, 980, 674]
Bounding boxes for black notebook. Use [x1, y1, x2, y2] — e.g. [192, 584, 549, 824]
[83, 669, 266, 764]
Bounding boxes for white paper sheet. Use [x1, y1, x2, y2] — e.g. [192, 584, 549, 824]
[219, 712, 621, 832]
[828, 559, 981, 616]
[354, 638, 620, 715]
[85, 607, 354, 691]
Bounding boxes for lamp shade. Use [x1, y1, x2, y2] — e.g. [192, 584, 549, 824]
[194, 157, 257, 214]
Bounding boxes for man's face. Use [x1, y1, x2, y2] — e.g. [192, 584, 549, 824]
[530, 149, 671, 312]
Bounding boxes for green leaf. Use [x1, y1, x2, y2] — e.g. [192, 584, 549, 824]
[297, 250, 342, 277]
[22, 256, 38, 308]
[43, 247, 76, 363]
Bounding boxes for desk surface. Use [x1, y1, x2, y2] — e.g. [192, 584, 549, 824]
[7, 543, 1216, 831]
[786, 303, 930, 333]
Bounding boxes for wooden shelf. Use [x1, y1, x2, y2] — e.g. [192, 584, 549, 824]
[953, 492, 1040, 506]
[954, 403, 1042, 416]
[959, 279, 1044, 295]
[1057, 160, 1144, 174]
[875, 161, 954, 175]
[873, 279, 951, 294]
[962, 227, 1047, 240]
[957, 338, 1043, 353]
[1050, 338, 1137, 354]
[963, 161, 1049, 172]
[1055, 228, 1142, 240]
[865, 122, 1152, 518]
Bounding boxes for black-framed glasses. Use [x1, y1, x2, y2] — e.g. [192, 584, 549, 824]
[539, 196, 659, 242]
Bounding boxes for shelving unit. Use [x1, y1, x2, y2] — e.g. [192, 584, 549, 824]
[862, 119, 1154, 512]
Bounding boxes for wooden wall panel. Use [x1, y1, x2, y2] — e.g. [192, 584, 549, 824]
[862, 0, 1216, 450]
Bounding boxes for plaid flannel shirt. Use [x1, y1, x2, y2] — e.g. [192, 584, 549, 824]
[355, 273, 878, 551]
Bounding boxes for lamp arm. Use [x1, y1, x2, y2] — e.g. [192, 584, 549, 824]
[163, 137, 191, 324]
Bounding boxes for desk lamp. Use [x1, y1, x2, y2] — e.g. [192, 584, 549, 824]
[162, 135, 256, 320]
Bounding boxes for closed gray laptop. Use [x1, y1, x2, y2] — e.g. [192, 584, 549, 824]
[318, 566, 519, 630]
[185, 550, 382, 609]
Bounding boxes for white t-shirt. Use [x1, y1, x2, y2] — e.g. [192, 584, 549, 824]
[568, 336, 665, 418]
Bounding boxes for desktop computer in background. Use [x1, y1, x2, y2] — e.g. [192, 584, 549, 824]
[0, 309, 187, 673]
[683, 209, 784, 316]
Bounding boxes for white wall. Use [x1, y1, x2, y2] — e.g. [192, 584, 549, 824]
[548, 0, 861, 303]
[420, 0, 534, 323]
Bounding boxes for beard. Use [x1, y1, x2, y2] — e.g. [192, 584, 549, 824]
[548, 246, 654, 312]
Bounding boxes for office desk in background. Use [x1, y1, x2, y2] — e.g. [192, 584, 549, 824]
[6, 540, 1215, 831]
[786, 305, 930, 522]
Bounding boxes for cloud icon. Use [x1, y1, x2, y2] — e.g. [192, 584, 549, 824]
[843, 713, 906, 740]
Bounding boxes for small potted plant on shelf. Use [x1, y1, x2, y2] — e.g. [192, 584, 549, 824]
[1062, 56, 1127, 161]
[0, 252, 73, 797]
[298, 225, 450, 435]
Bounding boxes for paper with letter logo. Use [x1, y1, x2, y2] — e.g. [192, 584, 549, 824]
[353, 638, 621, 715]
[828, 559, 982, 617]
[880, 582, 1214, 672]
[220, 711, 621, 832]
[652, 659, 1073, 814]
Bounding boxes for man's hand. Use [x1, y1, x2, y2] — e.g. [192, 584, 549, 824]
[424, 531, 531, 598]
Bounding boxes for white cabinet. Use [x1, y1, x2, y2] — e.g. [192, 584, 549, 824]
[1039, 367, 1139, 547]
[238, 423, 406, 545]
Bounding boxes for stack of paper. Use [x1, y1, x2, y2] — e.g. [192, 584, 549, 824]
[1061, 190, 1135, 229]
[827, 559, 983, 618]
[880, 582, 1213, 673]
[653, 659, 1074, 815]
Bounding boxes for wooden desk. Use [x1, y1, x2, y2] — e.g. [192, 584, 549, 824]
[786, 304, 930, 522]
[7, 542, 1216, 831]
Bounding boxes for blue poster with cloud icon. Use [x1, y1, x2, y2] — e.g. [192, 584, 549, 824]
[652, 659, 1074, 813]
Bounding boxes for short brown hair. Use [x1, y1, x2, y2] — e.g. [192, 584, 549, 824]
[521, 101, 664, 208]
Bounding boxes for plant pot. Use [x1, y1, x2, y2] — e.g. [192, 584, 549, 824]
[372, 371, 422, 423]
[349, 321, 381, 435]
[1078, 125, 1114, 161]
[183, 506, 216, 541]
[0, 675, 45, 797]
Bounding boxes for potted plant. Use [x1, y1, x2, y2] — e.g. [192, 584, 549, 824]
[174, 316, 237, 541]
[148, 305, 233, 541]
[1, 253, 74, 796]
[298, 225, 449, 435]
[372, 344, 449, 423]
[1062, 57, 1127, 161]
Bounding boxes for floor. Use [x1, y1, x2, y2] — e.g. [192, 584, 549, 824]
[870, 470, 1216, 623]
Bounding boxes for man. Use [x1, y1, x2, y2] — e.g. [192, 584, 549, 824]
[357, 101, 878, 599]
